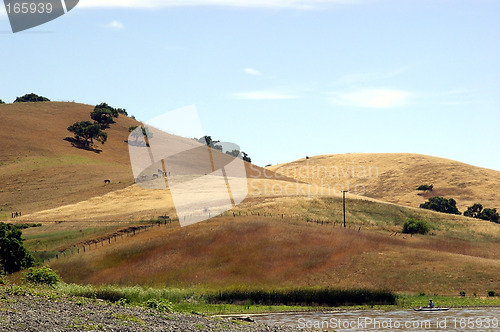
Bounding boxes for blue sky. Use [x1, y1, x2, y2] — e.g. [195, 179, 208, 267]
[1, 0, 499, 170]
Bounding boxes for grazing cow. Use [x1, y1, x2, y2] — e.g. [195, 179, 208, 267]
[140, 175, 148, 180]
[104, 179, 111, 185]
[152, 174, 159, 178]
[306, 156, 309, 159]
[158, 169, 163, 175]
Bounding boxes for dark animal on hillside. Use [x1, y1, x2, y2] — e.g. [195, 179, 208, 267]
[152, 174, 159, 178]
[306, 156, 309, 159]
[104, 179, 111, 185]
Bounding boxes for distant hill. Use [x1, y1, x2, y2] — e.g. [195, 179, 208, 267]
[0, 102, 289, 219]
[268, 153, 500, 212]
[0, 102, 139, 217]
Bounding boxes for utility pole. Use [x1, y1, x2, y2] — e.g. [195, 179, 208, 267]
[342, 190, 348, 228]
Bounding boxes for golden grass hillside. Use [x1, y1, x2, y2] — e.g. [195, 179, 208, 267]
[0, 102, 139, 217]
[0, 102, 290, 219]
[268, 153, 500, 212]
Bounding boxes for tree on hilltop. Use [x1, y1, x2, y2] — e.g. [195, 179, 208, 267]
[198, 135, 252, 163]
[242, 152, 251, 163]
[90, 103, 121, 129]
[198, 136, 223, 152]
[13, 93, 50, 103]
[226, 149, 240, 158]
[0, 99, 5, 104]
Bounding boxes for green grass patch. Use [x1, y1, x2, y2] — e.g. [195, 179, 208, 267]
[396, 293, 500, 308]
[24, 225, 126, 252]
[2, 282, 499, 316]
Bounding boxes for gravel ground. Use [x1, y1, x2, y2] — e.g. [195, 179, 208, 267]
[0, 293, 312, 331]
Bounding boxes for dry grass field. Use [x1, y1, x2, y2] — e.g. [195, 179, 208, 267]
[0, 102, 139, 217]
[49, 217, 500, 295]
[268, 153, 500, 212]
[2, 102, 500, 296]
[0, 102, 291, 220]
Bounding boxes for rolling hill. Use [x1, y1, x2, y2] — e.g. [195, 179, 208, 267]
[268, 153, 500, 212]
[2, 101, 499, 296]
[0, 102, 139, 218]
[0, 102, 291, 220]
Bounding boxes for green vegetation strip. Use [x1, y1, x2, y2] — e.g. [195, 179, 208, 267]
[205, 287, 396, 307]
[2, 282, 499, 315]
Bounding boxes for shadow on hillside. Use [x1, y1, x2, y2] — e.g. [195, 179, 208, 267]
[64, 137, 102, 153]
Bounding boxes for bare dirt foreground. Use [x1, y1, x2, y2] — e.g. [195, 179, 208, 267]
[0, 292, 307, 332]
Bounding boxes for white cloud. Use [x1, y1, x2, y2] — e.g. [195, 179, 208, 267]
[79, 0, 356, 9]
[233, 90, 299, 100]
[331, 89, 411, 108]
[106, 20, 125, 29]
[243, 68, 262, 76]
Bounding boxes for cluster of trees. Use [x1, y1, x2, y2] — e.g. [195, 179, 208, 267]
[67, 103, 126, 148]
[419, 196, 499, 223]
[197, 136, 252, 163]
[0, 223, 34, 274]
[0, 93, 51, 104]
[14, 93, 50, 103]
[463, 203, 499, 223]
[91, 102, 127, 129]
[420, 196, 461, 215]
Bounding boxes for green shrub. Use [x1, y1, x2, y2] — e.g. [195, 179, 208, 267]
[488, 290, 496, 297]
[145, 298, 174, 313]
[402, 218, 429, 235]
[23, 266, 60, 287]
